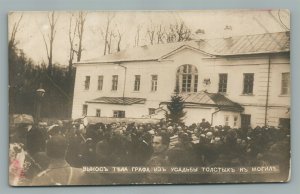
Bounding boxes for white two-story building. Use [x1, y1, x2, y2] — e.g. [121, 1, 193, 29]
[72, 31, 290, 128]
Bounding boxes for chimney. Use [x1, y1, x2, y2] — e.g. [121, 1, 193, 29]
[223, 25, 233, 39]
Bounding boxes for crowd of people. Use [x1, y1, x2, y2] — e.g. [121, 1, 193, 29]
[9, 118, 290, 185]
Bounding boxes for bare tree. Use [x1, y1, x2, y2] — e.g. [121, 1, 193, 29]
[172, 21, 192, 42]
[156, 24, 165, 44]
[67, 12, 88, 117]
[68, 11, 88, 73]
[99, 13, 125, 54]
[146, 22, 156, 45]
[41, 11, 59, 74]
[164, 21, 192, 43]
[9, 13, 23, 49]
[166, 24, 177, 43]
[68, 14, 78, 74]
[76, 11, 87, 62]
[144, 21, 192, 45]
[116, 29, 123, 52]
[100, 13, 115, 55]
[134, 24, 142, 47]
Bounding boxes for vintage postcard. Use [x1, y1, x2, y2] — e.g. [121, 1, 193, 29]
[8, 10, 290, 186]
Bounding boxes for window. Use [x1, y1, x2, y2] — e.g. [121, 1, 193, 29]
[241, 114, 251, 128]
[224, 116, 229, 126]
[151, 75, 158, 92]
[194, 75, 198, 92]
[233, 116, 238, 127]
[279, 118, 290, 129]
[134, 75, 141, 91]
[113, 110, 125, 118]
[218, 73, 228, 93]
[176, 64, 198, 92]
[98, 76, 103, 91]
[82, 104, 88, 116]
[112, 75, 118, 91]
[84, 76, 90, 90]
[149, 108, 156, 115]
[243, 73, 254, 94]
[96, 109, 101, 117]
[182, 74, 192, 92]
[281, 72, 290, 95]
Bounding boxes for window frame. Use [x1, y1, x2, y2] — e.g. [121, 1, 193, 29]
[96, 109, 101, 117]
[148, 108, 156, 115]
[176, 64, 198, 93]
[218, 73, 228, 93]
[243, 73, 254, 95]
[233, 116, 238, 127]
[281, 72, 290, 95]
[98, 75, 104, 91]
[82, 104, 88, 116]
[112, 75, 118, 91]
[84, 76, 90, 90]
[134, 75, 141, 91]
[279, 118, 290, 129]
[151, 75, 158, 92]
[241, 114, 251, 128]
[224, 115, 229, 126]
[113, 110, 125, 118]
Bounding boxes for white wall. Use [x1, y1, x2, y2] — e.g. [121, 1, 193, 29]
[72, 48, 290, 128]
[202, 53, 290, 127]
[72, 48, 213, 119]
[213, 111, 241, 128]
[184, 107, 213, 125]
[86, 103, 147, 118]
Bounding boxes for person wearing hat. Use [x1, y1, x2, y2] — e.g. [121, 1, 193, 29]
[168, 132, 196, 166]
[31, 135, 84, 186]
[199, 118, 211, 129]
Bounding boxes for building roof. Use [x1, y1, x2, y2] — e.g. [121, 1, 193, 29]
[87, 93, 242, 111]
[81, 41, 197, 63]
[86, 97, 146, 105]
[180, 91, 244, 112]
[79, 31, 290, 64]
[201, 31, 290, 56]
[82, 116, 161, 124]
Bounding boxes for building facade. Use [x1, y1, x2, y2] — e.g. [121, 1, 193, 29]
[72, 32, 290, 128]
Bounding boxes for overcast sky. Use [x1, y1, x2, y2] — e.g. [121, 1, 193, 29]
[8, 10, 290, 66]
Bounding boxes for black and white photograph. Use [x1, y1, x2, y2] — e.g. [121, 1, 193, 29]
[8, 10, 291, 186]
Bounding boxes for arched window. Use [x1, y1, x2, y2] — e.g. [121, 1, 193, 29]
[176, 64, 198, 92]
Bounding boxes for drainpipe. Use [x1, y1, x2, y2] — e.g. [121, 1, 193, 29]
[264, 55, 271, 126]
[211, 108, 221, 126]
[118, 64, 127, 105]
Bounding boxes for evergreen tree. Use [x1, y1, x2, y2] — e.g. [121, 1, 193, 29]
[165, 92, 186, 125]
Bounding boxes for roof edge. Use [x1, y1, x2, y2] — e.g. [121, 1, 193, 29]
[159, 44, 215, 60]
[74, 59, 158, 66]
